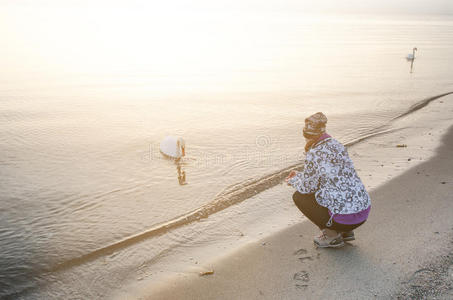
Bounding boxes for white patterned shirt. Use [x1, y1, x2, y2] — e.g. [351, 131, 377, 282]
[288, 137, 371, 215]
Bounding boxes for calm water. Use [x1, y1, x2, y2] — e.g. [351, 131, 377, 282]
[1, 10, 453, 298]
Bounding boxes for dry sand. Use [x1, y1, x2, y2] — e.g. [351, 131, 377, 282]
[117, 95, 453, 300]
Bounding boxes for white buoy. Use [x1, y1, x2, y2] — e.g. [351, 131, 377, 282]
[160, 136, 186, 159]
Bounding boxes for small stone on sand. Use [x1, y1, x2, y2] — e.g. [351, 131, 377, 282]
[199, 270, 214, 276]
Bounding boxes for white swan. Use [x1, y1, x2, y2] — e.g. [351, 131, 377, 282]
[407, 47, 417, 60]
[160, 136, 186, 159]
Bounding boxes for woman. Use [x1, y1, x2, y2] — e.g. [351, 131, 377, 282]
[286, 112, 371, 248]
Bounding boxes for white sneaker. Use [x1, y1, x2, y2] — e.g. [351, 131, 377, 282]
[341, 231, 355, 241]
[313, 231, 345, 248]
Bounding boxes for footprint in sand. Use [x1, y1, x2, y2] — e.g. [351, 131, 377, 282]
[293, 270, 310, 290]
[295, 283, 308, 290]
[293, 248, 308, 256]
[294, 248, 313, 263]
[298, 256, 313, 262]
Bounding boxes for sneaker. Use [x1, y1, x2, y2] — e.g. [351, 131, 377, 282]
[341, 231, 355, 242]
[313, 232, 344, 248]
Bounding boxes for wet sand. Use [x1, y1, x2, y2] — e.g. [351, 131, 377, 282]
[117, 95, 453, 300]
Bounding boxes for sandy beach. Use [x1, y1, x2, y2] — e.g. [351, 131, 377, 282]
[116, 95, 453, 299]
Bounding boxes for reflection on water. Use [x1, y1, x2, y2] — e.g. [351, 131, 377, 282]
[406, 47, 418, 73]
[410, 58, 415, 73]
[176, 161, 187, 185]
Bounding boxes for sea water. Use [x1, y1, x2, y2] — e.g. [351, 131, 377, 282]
[1, 9, 453, 298]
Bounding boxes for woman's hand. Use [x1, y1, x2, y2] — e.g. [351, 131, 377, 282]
[285, 170, 298, 184]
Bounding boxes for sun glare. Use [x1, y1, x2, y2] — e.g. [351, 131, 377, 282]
[2, 3, 262, 77]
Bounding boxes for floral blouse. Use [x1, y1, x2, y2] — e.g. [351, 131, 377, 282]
[288, 137, 371, 215]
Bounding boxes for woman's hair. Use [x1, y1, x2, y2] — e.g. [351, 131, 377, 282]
[304, 134, 322, 152]
[303, 131, 320, 140]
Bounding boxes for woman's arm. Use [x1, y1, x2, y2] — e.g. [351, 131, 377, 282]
[287, 151, 320, 194]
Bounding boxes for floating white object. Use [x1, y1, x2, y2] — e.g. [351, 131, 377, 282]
[160, 136, 186, 159]
[406, 47, 417, 60]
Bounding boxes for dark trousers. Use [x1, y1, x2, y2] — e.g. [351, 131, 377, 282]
[292, 191, 365, 232]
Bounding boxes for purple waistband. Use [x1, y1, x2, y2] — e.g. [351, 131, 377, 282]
[328, 206, 371, 225]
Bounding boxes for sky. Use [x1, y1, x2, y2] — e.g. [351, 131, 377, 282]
[1, 0, 453, 15]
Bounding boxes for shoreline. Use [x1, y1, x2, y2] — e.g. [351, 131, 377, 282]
[114, 95, 453, 299]
[51, 92, 453, 275]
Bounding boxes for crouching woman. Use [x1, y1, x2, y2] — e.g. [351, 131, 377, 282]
[286, 112, 371, 248]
